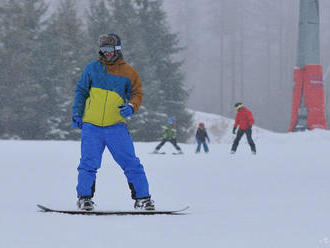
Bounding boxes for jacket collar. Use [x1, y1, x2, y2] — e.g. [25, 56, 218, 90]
[98, 58, 126, 66]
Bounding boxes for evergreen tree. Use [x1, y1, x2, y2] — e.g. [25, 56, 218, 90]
[85, 0, 113, 60]
[0, 0, 49, 139]
[85, 0, 192, 142]
[87, 0, 156, 140]
[106, 0, 163, 141]
[38, 0, 87, 139]
[134, 0, 193, 142]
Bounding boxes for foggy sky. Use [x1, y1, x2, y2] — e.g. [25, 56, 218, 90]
[46, 0, 330, 132]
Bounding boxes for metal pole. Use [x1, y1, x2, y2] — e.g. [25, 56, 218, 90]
[290, 0, 327, 131]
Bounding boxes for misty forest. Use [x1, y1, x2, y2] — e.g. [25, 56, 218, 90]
[0, 0, 329, 141]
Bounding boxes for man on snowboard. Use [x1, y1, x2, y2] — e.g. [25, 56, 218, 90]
[72, 34, 154, 211]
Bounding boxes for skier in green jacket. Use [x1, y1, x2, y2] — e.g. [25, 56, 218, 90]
[152, 117, 183, 154]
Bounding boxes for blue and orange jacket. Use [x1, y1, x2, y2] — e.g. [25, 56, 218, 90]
[72, 58, 143, 127]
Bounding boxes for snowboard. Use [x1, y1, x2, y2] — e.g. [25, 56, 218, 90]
[37, 204, 189, 216]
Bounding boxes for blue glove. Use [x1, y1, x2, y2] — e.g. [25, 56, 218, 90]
[119, 104, 134, 118]
[72, 116, 82, 129]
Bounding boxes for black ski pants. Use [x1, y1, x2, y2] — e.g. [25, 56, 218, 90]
[155, 138, 181, 151]
[231, 128, 256, 152]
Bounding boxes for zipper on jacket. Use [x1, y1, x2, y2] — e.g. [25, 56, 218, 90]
[102, 91, 109, 126]
[101, 63, 110, 126]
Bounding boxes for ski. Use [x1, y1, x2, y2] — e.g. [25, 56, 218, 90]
[37, 204, 189, 216]
[149, 152, 166, 155]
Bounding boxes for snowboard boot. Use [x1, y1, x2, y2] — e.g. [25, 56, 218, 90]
[134, 197, 155, 210]
[230, 150, 236, 154]
[77, 197, 95, 211]
[252, 151, 256, 155]
[151, 150, 159, 154]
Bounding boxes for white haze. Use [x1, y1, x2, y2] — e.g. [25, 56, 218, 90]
[45, 0, 330, 132]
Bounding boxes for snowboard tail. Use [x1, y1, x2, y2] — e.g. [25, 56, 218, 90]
[37, 204, 189, 216]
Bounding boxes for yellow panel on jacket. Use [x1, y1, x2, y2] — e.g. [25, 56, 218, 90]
[82, 87, 125, 126]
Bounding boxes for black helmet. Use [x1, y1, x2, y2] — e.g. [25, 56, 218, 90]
[234, 102, 244, 111]
[98, 33, 121, 47]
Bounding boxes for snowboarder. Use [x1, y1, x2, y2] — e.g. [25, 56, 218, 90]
[231, 103, 256, 154]
[152, 117, 183, 154]
[72, 33, 154, 211]
[195, 122, 210, 153]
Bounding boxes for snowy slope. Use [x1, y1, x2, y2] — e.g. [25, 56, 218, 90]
[189, 110, 271, 144]
[1, 122, 330, 248]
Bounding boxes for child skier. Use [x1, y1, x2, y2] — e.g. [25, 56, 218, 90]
[152, 117, 183, 154]
[231, 103, 256, 154]
[195, 122, 210, 153]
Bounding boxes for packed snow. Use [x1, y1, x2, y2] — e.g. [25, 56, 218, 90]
[189, 110, 270, 144]
[1, 112, 330, 248]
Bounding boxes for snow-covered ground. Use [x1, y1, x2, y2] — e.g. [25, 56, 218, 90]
[189, 110, 270, 144]
[1, 115, 330, 248]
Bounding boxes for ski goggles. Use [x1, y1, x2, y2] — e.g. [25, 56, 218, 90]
[100, 45, 121, 54]
[234, 104, 243, 111]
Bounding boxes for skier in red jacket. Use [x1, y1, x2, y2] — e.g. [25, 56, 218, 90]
[231, 103, 256, 154]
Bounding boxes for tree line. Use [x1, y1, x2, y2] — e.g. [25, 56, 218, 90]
[0, 0, 193, 141]
[166, 0, 302, 132]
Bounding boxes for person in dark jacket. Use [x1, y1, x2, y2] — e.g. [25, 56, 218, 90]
[231, 103, 256, 154]
[195, 122, 210, 153]
[152, 117, 183, 154]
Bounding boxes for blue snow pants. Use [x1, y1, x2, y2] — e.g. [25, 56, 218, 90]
[76, 122, 150, 199]
[196, 141, 209, 153]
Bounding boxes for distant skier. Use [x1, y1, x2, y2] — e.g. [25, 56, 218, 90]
[152, 117, 183, 154]
[71, 33, 154, 211]
[231, 103, 256, 154]
[195, 122, 210, 153]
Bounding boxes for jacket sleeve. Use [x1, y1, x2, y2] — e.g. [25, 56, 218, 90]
[128, 69, 143, 113]
[233, 113, 239, 128]
[206, 131, 210, 142]
[172, 128, 177, 139]
[162, 126, 167, 138]
[72, 65, 91, 117]
[248, 110, 255, 126]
